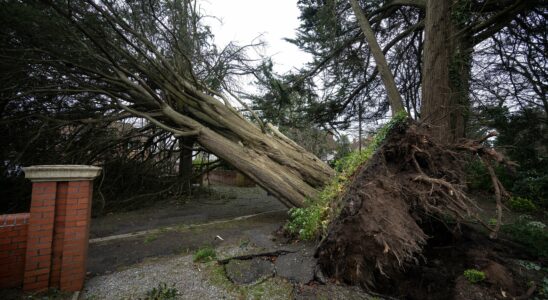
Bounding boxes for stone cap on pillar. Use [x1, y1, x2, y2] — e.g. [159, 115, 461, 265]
[23, 165, 102, 182]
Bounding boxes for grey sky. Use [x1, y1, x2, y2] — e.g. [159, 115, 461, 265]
[200, 0, 311, 74]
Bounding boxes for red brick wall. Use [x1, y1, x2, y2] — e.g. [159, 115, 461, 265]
[0, 213, 30, 289]
[0, 179, 94, 292]
[50, 182, 68, 288]
[21, 180, 93, 292]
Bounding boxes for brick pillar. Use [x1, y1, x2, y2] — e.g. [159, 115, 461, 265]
[22, 182, 57, 291]
[50, 182, 69, 288]
[22, 165, 101, 292]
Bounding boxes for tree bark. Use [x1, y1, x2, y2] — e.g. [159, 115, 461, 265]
[448, 24, 472, 140]
[350, 0, 405, 114]
[159, 99, 334, 208]
[35, 1, 336, 208]
[421, 0, 470, 143]
[421, 0, 452, 142]
[178, 136, 195, 193]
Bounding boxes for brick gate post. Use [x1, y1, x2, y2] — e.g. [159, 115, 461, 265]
[22, 165, 101, 292]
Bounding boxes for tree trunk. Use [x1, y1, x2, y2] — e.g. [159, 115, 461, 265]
[17, 1, 335, 208]
[178, 136, 195, 193]
[350, 0, 405, 114]
[421, 0, 471, 143]
[196, 122, 333, 208]
[160, 102, 334, 208]
[449, 34, 472, 141]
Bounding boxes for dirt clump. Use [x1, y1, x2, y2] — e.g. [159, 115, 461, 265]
[316, 119, 524, 298]
[372, 220, 537, 299]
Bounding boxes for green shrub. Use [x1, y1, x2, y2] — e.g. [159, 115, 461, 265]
[465, 159, 514, 192]
[509, 197, 537, 213]
[540, 277, 548, 298]
[466, 160, 548, 210]
[503, 215, 548, 257]
[517, 260, 541, 271]
[466, 160, 493, 191]
[144, 282, 178, 300]
[463, 269, 486, 283]
[512, 171, 548, 208]
[286, 111, 408, 240]
[287, 206, 323, 240]
[193, 246, 216, 263]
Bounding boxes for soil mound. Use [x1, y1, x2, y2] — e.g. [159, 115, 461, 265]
[317, 120, 511, 289]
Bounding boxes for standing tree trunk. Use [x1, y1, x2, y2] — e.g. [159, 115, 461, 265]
[448, 19, 472, 141]
[421, 0, 471, 143]
[178, 136, 196, 193]
[421, 0, 453, 142]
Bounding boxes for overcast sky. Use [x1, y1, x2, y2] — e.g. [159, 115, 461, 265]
[199, 0, 311, 74]
[197, 1, 367, 138]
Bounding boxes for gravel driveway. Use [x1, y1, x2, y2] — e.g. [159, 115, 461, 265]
[82, 255, 236, 300]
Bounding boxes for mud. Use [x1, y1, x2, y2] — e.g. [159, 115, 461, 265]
[372, 220, 541, 299]
[318, 121, 470, 286]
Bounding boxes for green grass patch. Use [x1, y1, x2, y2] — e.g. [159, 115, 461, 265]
[144, 282, 178, 300]
[286, 111, 408, 240]
[144, 232, 160, 244]
[463, 269, 486, 283]
[193, 246, 217, 263]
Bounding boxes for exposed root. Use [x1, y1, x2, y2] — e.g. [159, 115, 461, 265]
[217, 250, 296, 264]
[483, 159, 504, 238]
[317, 119, 515, 288]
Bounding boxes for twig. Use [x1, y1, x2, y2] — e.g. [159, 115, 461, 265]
[217, 250, 296, 264]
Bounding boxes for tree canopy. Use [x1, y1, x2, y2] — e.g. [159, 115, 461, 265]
[257, 0, 546, 140]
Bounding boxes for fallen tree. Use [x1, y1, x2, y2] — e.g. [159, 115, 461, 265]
[1, 1, 525, 292]
[316, 117, 512, 287]
[0, 1, 334, 208]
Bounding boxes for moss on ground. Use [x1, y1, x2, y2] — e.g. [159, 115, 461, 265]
[193, 246, 217, 263]
[286, 111, 408, 240]
[143, 232, 160, 244]
[204, 262, 293, 299]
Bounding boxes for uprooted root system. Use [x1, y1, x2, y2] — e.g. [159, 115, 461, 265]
[317, 119, 517, 292]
